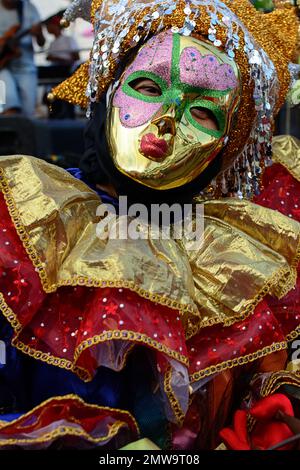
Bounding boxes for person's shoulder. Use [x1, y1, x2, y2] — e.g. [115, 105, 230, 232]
[26, 1, 41, 21]
[27, 0, 39, 11]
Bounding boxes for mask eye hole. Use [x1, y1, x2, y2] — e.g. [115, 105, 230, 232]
[190, 106, 219, 131]
[129, 78, 162, 97]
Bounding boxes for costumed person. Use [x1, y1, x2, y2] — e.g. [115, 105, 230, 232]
[0, 0, 45, 116]
[46, 15, 80, 66]
[1, 0, 300, 450]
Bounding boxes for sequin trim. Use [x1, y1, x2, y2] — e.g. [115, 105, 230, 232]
[0, 293, 22, 331]
[12, 337, 90, 381]
[58, 277, 198, 317]
[0, 168, 51, 293]
[164, 367, 185, 425]
[0, 394, 139, 447]
[187, 259, 300, 338]
[73, 330, 188, 365]
[11, 328, 188, 383]
[0, 422, 125, 447]
[189, 341, 288, 383]
[286, 325, 300, 342]
[260, 371, 300, 397]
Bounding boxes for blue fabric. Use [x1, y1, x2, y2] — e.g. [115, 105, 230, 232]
[29, 360, 126, 409]
[67, 168, 119, 209]
[0, 413, 21, 422]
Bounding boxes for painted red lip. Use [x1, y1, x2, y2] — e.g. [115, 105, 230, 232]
[140, 133, 169, 160]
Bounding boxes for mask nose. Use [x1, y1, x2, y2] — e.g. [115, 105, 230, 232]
[151, 115, 176, 137]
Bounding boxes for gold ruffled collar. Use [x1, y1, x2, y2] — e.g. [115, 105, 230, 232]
[0, 152, 299, 338]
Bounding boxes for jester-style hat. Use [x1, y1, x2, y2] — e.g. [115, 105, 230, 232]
[52, 0, 300, 197]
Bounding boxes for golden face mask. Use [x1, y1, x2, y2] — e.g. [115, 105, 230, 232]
[106, 31, 241, 190]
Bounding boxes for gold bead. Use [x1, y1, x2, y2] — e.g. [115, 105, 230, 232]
[47, 92, 55, 103]
[60, 18, 70, 28]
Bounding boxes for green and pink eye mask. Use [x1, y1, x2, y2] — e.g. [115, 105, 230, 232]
[113, 30, 238, 129]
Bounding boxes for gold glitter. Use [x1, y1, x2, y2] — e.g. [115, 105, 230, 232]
[52, 0, 299, 169]
[53, 62, 90, 108]
[60, 18, 70, 28]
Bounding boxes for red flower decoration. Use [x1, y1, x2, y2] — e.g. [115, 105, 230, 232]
[220, 394, 295, 450]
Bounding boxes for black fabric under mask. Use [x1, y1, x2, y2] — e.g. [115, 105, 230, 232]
[80, 98, 223, 207]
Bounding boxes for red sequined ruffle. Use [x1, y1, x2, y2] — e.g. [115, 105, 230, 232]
[0, 395, 139, 449]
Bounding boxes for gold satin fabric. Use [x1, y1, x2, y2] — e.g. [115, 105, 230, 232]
[184, 198, 300, 330]
[272, 135, 300, 183]
[0, 156, 197, 322]
[0, 154, 299, 334]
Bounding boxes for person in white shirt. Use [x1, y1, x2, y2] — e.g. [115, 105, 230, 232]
[0, 0, 45, 116]
[46, 15, 79, 66]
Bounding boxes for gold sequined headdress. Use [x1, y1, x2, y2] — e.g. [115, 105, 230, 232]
[52, 0, 300, 198]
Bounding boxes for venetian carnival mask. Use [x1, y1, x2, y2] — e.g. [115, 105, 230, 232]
[106, 30, 241, 190]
